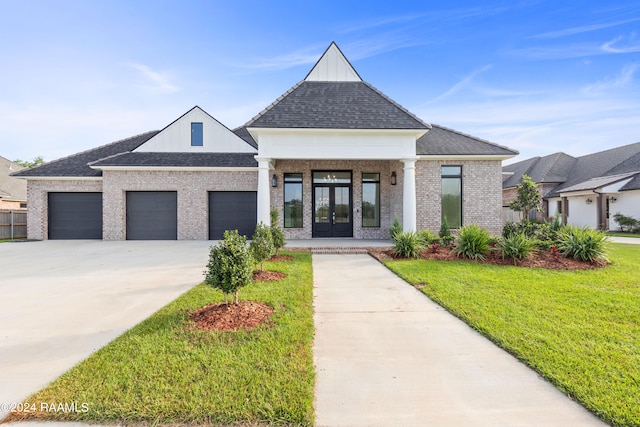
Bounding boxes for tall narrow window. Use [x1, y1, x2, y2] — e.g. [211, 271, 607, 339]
[441, 166, 462, 228]
[362, 173, 380, 227]
[284, 173, 303, 228]
[191, 122, 203, 146]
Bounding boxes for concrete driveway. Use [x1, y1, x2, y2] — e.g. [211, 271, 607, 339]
[0, 240, 212, 420]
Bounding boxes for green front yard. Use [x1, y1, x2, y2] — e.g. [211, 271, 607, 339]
[385, 243, 640, 427]
[15, 251, 314, 426]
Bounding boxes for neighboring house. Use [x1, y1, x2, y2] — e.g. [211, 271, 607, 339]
[12, 42, 517, 241]
[503, 142, 640, 230]
[0, 156, 27, 209]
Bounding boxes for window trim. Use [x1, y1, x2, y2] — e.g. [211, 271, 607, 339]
[441, 165, 462, 229]
[283, 173, 303, 228]
[362, 172, 381, 228]
[191, 122, 203, 147]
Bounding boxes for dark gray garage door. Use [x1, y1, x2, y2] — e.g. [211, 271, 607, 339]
[209, 191, 257, 240]
[126, 191, 177, 240]
[48, 192, 103, 239]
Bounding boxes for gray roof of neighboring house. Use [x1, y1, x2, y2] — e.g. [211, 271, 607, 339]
[232, 126, 258, 149]
[558, 172, 638, 193]
[11, 131, 159, 178]
[417, 124, 518, 157]
[505, 141, 640, 198]
[245, 81, 430, 130]
[90, 152, 258, 168]
[0, 156, 27, 202]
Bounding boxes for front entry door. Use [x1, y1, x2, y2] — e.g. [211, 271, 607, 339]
[313, 171, 353, 237]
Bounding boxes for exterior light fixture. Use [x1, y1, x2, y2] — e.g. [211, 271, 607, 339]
[586, 198, 593, 205]
[391, 171, 397, 185]
[610, 197, 617, 203]
[271, 174, 277, 188]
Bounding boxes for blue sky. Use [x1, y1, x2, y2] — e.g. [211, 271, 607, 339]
[1, 1, 639, 164]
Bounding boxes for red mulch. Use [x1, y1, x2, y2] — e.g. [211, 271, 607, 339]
[369, 247, 607, 270]
[190, 301, 274, 331]
[269, 254, 294, 262]
[253, 270, 287, 281]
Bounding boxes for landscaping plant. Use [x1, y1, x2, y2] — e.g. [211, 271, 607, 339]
[391, 230, 424, 258]
[499, 233, 535, 263]
[270, 207, 286, 254]
[613, 212, 639, 232]
[556, 225, 609, 262]
[508, 174, 542, 223]
[389, 215, 402, 239]
[454, 224, 492, 261]
[439, 215, 454, 245]
[419, 229, 438, 246]
[204, 230, 254, 304]
[250, 222, 275, 271]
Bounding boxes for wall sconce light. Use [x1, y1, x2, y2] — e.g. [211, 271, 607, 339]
[271, 174, 277, 188]
[391, 171, 397, 186]
[610, 197, 617, 203]
[585, 198, 593, 205]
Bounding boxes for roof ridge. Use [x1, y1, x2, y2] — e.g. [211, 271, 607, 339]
[244, 81, 305, 128]
[430, 123, 517, 154]
[363, 82, 431, 129]
[21, 130, 159, 173]
[539, 152, 567, 182]
[577, 140, 640, 160]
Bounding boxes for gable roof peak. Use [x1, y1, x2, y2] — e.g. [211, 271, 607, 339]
[304, 42, 362, 82]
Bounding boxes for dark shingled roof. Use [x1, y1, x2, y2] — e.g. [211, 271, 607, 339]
[11, 131, 159, 178]
[232, 126, 258, 149]
[245, 81, 429, 130]
[417, 124, 517, 157]
[90, 152, 258, 168]
[502, 152, 576, 189]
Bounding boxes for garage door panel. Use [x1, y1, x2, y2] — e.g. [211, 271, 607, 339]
[48, 193, 102, 239]
[126, 192, 177, 240]
[209, 192, 257, 240]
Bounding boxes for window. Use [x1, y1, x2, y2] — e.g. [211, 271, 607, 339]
[284, 173, 303, 228]
[362, 173, 380, 227]
[191, 122, 203, 146]
[441, 166, 462, 228]
[557, 200, 563, 215]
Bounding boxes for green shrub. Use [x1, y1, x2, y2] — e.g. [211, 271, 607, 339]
[454, 224, 492, 261]
[391, 231, 424, 258]
[419, 229, 438, 246]
[389, 216, 403, 239]
[500, 233, 535, 263]
[502, 221, 519, 238]
[613, 212, 639, 232]
[204, 230, 254, 303]
[556, 225, 609, 262]
[270, 207, 286, 254]
[439, 216, 454, 245]
[250, 222, 275, 271]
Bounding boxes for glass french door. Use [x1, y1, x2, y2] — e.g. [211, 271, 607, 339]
[312, 171, 353, 237]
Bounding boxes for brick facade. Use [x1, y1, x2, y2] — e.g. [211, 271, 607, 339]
[26, 179, 103, 240]
[102, 170, 257, 240]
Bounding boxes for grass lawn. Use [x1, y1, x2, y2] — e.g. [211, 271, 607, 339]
[608, 232, 640, 238]
[16, 251, 314, 426]
[384, 243, 640, 427]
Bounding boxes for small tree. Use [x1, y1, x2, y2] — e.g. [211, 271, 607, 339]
[613, 212, 638, 232]
[14, 156, 45, 168]
[204, 230, 253, 304]
[439, 215, 453, 245]
[389, 215, 402, 239]
[509, 174, 542, 223]
[270, 207, 286, 255]
[250, 222, 275, 271]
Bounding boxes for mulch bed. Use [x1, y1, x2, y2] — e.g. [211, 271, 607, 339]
[190, 301, 274, 331]
[369, 247, 607, 270]
[253, 270, 287, 281]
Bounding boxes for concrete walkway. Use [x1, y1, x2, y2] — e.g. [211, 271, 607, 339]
[313, 254, 607, 427]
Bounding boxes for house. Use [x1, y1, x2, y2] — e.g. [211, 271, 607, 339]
[0, 156, 27, 209]
[12, 42, 517, 240]
[503, 142, 640, 230]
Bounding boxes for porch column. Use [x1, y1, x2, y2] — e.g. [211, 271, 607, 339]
[256, 157, 272, 226]
[401, 158, 417, 232]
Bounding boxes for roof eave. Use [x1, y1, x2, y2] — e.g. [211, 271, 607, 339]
[418, 154, 518, 161]
[90, 166, 258, 172]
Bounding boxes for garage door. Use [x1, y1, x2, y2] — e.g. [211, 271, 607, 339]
[209, 191, 257, 240]
[48, 192, 103, 239]
[126, 191, 177, 240]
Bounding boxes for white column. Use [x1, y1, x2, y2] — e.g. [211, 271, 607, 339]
[402, 159, 417, 232]
[256, 157, 272, 225]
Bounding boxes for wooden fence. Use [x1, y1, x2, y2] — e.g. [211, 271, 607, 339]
[0, 209, 27, 239]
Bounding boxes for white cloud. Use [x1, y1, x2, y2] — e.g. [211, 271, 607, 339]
[430, 65, 493, 102]
[601, 33, 640, 53]
[582, 63, 640, 94]
[530, 18, 640, 39]
[124, 63, 181, 93]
